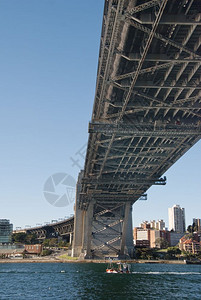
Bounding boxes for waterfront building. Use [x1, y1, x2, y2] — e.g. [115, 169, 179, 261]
[0, 219, 13, 243]
[133, 227, 150, 247]
[134, 227, 150, 241]
[168, 205, 186, 233]
[134, 226, 170, 249]
[149, 229, 171, 248]
[179, 237, 201, 254]
[134, 225, 182, 248]
[0, 244, 25, 258]
[149, 229, 160, 248]
[25, 244, 43, 255]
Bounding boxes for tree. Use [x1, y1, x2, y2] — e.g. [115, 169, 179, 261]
[187, 223, 198, 233]
[135, 248, 157, 260]
[12, 232, 27, 243]
[42, 239, 51, 247]
[192, 222, 198, 232]
[25, 234, 37, 244]
[187, 225, 193, 233]
[58, 240, 69, 248]
[12, 232, 38, 244]
[155, 238, 169, 249]
[41, 249, 53, 256]
[48, 238, 58, 247]
[167, 246, 181, 257]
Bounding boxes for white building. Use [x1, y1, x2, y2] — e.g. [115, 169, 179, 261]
[156, 219, 166, 231]
[135, 229, 149, 240]
[168, 205, 185, 233]
[149, 219, 166, 230]
[150, 220, 156, 228]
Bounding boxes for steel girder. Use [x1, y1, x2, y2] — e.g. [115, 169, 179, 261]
[120, 53, 201, 63]
[130, 14, 201, 25]
[112, 81, 201, 89]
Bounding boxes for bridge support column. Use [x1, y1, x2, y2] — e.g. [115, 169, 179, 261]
[120, 202, 134, 258]
[69, 233, 73, 245]
[81, 201, 94, 258]
[71, 171, 84, 257]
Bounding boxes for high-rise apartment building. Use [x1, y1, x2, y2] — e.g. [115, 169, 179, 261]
[156, 219, 166, 230]
[193, 218, 201, 232]
[141, 220, 166, 230]
[168, 205, 185, 233]
[0, 219, 13, 243]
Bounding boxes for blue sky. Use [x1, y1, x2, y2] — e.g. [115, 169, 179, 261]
[0, 0, 200, 230]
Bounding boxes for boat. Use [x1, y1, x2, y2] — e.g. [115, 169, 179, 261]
[106, 261, 131, 273]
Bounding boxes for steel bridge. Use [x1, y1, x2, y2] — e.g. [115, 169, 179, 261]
[15, 218, 74, 244]
[72, 0, 201, 259]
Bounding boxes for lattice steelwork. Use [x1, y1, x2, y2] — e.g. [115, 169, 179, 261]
[77, 0, 201, 257]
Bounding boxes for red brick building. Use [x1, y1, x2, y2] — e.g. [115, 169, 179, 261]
[25, 244, 43, 255]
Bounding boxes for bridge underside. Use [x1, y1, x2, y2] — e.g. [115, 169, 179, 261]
[72, 0, 201, 258]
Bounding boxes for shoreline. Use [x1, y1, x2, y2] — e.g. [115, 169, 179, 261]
[0, 258, 186, 264]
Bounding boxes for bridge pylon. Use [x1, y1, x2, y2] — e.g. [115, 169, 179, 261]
[72, 171, 134, 259]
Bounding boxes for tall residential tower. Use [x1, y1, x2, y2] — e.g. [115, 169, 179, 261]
[168, 205, 185, 233]
[193, 218, 201, 232]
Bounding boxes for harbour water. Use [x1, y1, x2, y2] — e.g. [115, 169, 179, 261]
[0, 262, 201, 299]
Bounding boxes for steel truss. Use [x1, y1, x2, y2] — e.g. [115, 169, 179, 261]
[91, 203, 126, 257]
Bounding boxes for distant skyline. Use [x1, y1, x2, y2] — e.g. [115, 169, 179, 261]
[0, 1, 201, 230]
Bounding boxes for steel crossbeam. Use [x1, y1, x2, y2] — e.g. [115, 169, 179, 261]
[80, 192, 145, 201]
[89, 122, 201, 136]
[126, 0, 162, 15]
[105, 106, 201, 120]
[113, 81, 201, 90]
[128, 13, 201, 25]
[120, 53, 201, 63]
[82, 177, 166, 186]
